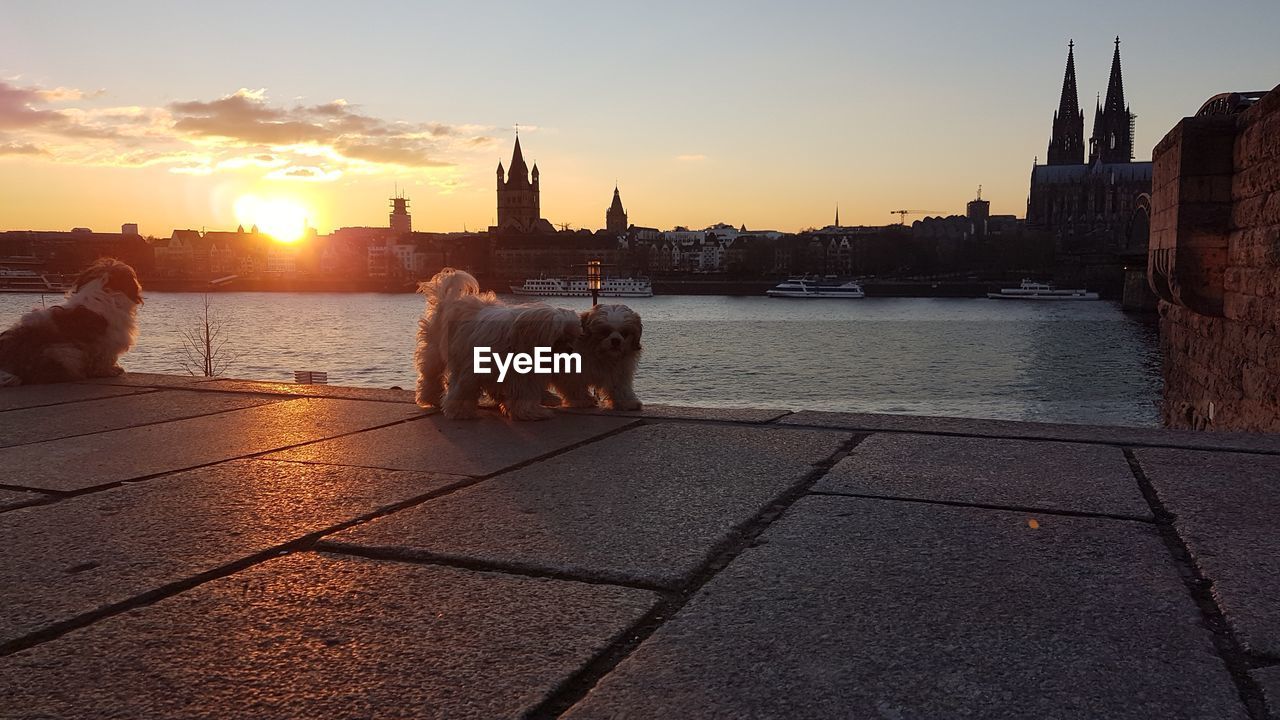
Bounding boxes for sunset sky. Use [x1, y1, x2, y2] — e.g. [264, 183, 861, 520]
[1, 1, 1276, 236]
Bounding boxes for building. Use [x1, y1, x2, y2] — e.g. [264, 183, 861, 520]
[390, 194, 412, 235]
[495, 135, 554, 233]
[606, 186, 627, 233]
[1027, 38, 1152, 294]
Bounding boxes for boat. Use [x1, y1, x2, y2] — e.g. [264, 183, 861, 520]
[0, 268, 70, 294]
[766, 276, 866, 298]
[510, 276, 653, 298]
[987, 279, 1099, 300]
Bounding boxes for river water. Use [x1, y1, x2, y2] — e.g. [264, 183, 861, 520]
[0, 292, 1163, 427]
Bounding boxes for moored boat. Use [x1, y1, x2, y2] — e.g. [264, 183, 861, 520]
[510, 276, 653, 298]
[766, 276, 865, 298]
[987, 279, 1099, 300]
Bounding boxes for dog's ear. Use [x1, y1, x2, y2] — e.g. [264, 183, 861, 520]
[105, 262, 143, 304]
[72, 259, 108, 293]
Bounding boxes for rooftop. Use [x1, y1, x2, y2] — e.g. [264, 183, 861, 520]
[1, 374, 1277, 718]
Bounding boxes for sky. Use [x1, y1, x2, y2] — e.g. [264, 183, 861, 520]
[1, 0, 1277, 236]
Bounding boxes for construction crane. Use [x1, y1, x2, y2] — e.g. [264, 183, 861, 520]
[890, 210, 946, 225]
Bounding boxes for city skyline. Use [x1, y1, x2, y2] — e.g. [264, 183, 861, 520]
[1, 0, 1277, 236]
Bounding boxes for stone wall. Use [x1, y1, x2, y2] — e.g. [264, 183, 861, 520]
[1155, 86, 1280, 431]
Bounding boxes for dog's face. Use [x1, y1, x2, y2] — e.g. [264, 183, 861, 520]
[73, 258, 143, 305]
[580, 304, 642, 360]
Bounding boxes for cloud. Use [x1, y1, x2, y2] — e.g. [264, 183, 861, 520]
[265, 165, 343, 182]
[0, 142, 49, 156]
[676, 153, 707, 162]
[0, 80, 498, 181]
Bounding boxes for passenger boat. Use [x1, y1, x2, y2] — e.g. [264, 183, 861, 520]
[987, 279, 1099, 300]
[0, 268, 69, 294]
[510, 276, 653, 298]
[766, 276, 865, 298]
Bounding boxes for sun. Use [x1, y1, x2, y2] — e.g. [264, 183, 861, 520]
[234, 195, 310, 243]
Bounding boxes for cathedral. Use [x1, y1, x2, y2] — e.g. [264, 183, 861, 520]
[495, 135, 554, 233]
[1027, 38, 1152, 265]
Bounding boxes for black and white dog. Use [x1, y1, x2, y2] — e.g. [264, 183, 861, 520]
[0, 258, 143, 386]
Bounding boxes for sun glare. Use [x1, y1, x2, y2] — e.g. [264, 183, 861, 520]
[234, 195, 310, 243]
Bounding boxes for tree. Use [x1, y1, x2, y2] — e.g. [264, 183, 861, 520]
[178, 294, 235, 377]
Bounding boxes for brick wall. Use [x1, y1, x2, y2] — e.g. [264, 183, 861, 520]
[1156, 86, 1280, 431]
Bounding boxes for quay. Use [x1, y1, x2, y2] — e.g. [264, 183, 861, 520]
[1, 373, 1278, 718]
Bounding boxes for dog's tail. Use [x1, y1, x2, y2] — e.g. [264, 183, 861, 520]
[418, 268, 479, 308]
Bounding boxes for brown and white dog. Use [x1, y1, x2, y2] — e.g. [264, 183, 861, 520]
[415, 268, 583, 420]
[0, 258, 143, 386]
[552, 303, 643, 411]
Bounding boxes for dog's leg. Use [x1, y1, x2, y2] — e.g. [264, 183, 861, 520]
[441, 370, 482, 420]
[554, 380, 598, 408]
[415, 350, 446, 408]
[503, 379, 555, 421]
[604, 381, 642, 411]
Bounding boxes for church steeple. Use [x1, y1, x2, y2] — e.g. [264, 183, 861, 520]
[508, 135, 529, 185]
[1089, 37, 1134, 164]
[1046, 40, 1084, 165]
[606, 184, 627, 233]
[834, 204, 840, 228]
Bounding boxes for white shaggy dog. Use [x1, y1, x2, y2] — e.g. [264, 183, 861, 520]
[415, 268, 582, 420]
[552, 303, 643, 411]
[0, 258, 143, 386]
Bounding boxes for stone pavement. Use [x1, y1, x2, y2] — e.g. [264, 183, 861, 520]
[0, 374, 1278, 719]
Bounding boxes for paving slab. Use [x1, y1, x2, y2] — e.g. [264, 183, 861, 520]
[1249, 666, 1280, 717]
[0, 552, 659, 720]
[0, 383, 151, 412]
[0, 459, 459, 644]
[263, 412, 638, 477]
[0, 397, 423, 492]
[781, 410, 1280, 453]
[1134, 447, 1280, 658]
[565, 495, 1243, 720]
[0, 488, 47, 511]
[197, 377, 416, 403]
[75, 372, 223, 388]
[561, 404, 790, 423]
[322, 424, 849, 588]
[816, 432, 1152, 518]
[0, 389, 284, 448]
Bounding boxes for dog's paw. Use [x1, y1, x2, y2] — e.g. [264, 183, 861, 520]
[611, 398, 643, 412]
[540, 390, 563, 407]
[108, 365, 125, 377]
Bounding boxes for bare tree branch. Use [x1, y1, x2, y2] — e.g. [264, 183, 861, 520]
[176, 294, 237, 377]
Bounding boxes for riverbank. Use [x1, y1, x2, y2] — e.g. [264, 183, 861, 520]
[0, 373, 1276, 718]
[139, 275, 1038, 298]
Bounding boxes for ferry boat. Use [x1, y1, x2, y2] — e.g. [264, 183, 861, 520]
[766, 276, 866, 299]
[987, 279, 1099, 300]
[510, 276, 653, 298]
[0, 268, 69, 294]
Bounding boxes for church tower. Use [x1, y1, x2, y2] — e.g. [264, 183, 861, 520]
[1046, 40, 1084, 165]
[389, 192, 411, 235]
[496, 135, 542, 232]
[1089, 37, 1135, 165]
[606, 186, 627, 232]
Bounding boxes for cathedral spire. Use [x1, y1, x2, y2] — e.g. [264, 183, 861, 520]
[1046, 40, 1084, 165]
[1089, 36, 1134, 164]
[1103, 36, 1126, 115]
